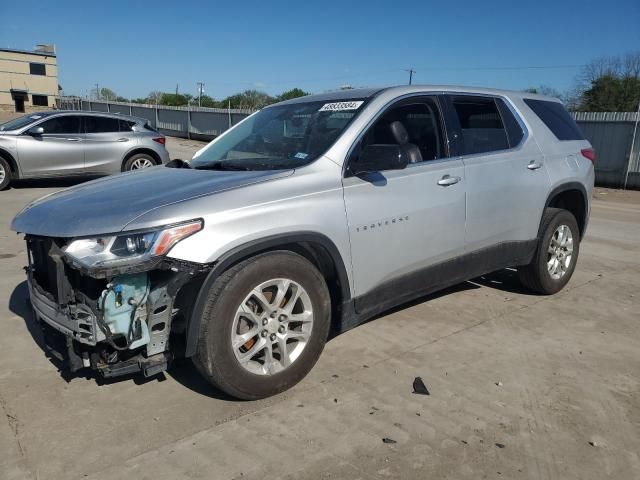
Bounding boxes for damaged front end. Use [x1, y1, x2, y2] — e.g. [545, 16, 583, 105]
[25, 220, 208, 378]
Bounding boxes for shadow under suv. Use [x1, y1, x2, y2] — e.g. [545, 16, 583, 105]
[0, 111, 169, 190]
[11, 85, 595, 399]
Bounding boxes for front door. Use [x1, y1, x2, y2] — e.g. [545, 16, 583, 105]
[342, 96, 466, 314]
[17, 115, 84, 177]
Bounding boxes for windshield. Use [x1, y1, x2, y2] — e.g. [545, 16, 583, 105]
[0, 113, 52, 131]
[190, 99, 367, 170]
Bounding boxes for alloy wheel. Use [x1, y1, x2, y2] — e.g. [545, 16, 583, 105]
[547, 224, 574, 280]
[0, 163, 5, 183]
[231, 278, 313, 375]
[130, 158, 154, 169]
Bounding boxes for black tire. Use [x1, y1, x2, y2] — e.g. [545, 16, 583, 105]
[193, 251, 331, 400]
[518, 208, 580, 295]
[123, 153, 156, 171]
[0, 156, 12, 190]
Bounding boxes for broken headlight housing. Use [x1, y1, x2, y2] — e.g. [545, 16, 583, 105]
[63, 220, 203, 269]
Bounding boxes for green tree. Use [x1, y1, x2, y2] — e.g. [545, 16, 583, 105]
[579, 74, 640, 111]
[277, 88, 309, 102]
[198, 94, 217, 107]
[98, 87, 117, 101]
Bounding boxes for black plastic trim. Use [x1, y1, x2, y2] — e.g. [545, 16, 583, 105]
[543, 182, 589, 236]
[184, 232, 351, 357]
[349, 239, 537, 326]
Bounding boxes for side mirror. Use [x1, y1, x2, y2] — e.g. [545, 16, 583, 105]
[351, 144, 409, 175]
[28, 126, 44, 136]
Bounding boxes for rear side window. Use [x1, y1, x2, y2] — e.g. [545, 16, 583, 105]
[523, 99, 584, 141]
[451, 96, 509, 155]
[39, 116, 81, 134]
[118, 119, 135, 131]
[84, 116, 120, 133]
[496, 99, 524, 147]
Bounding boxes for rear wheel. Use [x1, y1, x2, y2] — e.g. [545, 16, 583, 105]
[123, 153, 156, 171]
[194, 251, 331, 400]
[518, 208, 580, 294]
[0, 157, 12, 190]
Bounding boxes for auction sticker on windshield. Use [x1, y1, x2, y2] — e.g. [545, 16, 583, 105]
[319, 101, 364, 112]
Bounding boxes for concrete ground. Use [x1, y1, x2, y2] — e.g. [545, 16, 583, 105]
[0, 138, 639, 479]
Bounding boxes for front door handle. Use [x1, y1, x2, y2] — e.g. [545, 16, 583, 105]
[65, 138, 81, 142]
[437, 174, 461, 186]
[527, 161, 543, 170]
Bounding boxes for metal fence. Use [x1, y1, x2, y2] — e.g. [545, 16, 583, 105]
[56, 97, 255, 141]
[573, 111, 640, 189]
[56, 98, 640, 189]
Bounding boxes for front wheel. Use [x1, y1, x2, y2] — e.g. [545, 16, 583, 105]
[194, 251, 331, 400]
[518, 208, 580, 295]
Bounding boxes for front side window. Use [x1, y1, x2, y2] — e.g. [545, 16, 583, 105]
[38, 116, 81, 134]
[350, 98, 446, 166]
[451, 96, 509, 155]
[29, 63, 46, 76]
[190, 99, 367, 171]
[84, 116, 120, 133]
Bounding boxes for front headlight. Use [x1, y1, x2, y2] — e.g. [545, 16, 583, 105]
[63, 220, 203, 269]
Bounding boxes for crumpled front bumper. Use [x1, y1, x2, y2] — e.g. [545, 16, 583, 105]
[29, 277, 101, 346]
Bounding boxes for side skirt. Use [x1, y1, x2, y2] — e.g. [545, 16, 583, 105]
[336, 239, 537, 332]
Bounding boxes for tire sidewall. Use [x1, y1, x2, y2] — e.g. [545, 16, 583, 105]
[0, 157, 11, 190]
[536, 210, 580, 294]
[196, 252, 331, 399]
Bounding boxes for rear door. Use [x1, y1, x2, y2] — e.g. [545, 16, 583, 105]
[443, 94, 550, 253]
[342, 95, 466, 312]
[16, 114, 84, 177]
[82, 116, 137, 174]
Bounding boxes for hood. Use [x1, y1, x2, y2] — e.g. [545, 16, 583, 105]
[11, 166, 293, 237]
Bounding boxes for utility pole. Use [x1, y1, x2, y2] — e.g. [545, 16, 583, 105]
[175, 84, 179, 96]
[196, 82, 204, 107]
[95, 83, 99, 100]
[404, 68, 416, 85]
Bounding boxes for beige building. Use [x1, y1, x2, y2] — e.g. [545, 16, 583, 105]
[0, 44, 58, 113]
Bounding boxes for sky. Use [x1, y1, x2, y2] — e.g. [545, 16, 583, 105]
[1, 0, 638, 100]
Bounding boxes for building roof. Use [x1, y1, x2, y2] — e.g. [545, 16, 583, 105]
[0, 47, 56, 58]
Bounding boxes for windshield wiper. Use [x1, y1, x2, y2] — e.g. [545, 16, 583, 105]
[195, 162, 252, 171]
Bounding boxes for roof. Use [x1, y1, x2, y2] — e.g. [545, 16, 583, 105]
[272, 84, 561, 107]
[27, 110, 148, 123]
[0, 47, 56, 58]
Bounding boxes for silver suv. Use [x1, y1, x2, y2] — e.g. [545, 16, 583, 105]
[0, 111, 170, 189]
[11, 86, 595, 399]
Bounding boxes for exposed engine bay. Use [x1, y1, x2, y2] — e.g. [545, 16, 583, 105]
[26, 235, 207, 378]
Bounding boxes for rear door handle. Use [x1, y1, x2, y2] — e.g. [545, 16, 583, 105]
[116, 138, 128, 142]
[527, 161, 543, 170]
[437, 174, 461, 186]
[65, 138, 81, 142]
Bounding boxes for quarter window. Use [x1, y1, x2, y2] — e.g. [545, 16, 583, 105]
[29, 63, 46, 76]
[32, 95, 48, 107]
[118, 119, 136, 131]
[351, 98, 446, 166]
[84, 116, 120, 133]
[38, 116, 81, 134]
[523, 99, 584, 141]
[451, 97, 509, 155]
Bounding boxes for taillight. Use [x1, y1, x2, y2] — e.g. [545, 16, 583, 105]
[153, 137, 166, 145]
[581, 148, 596, 165]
